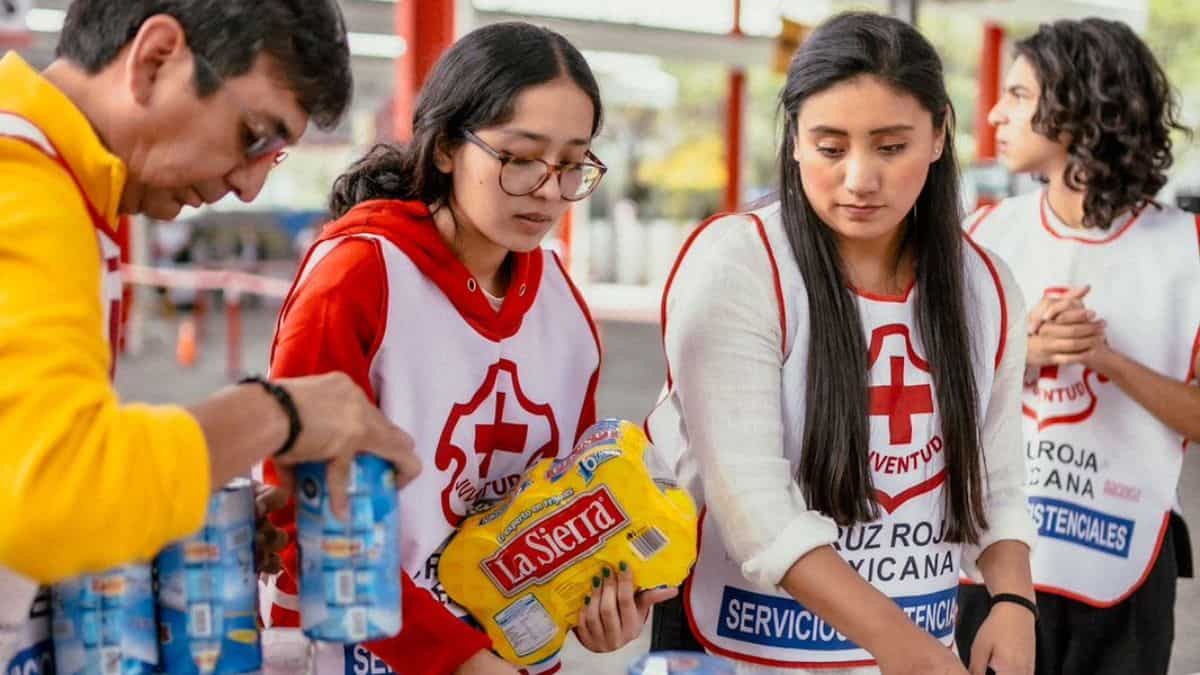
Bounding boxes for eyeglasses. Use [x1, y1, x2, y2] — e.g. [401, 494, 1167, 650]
[463, 129, 606, 202]
[193, 52, 291, 167]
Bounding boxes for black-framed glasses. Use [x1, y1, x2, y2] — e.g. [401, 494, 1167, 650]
[463, 129, 607, 202]
[193, 52, 291, 167]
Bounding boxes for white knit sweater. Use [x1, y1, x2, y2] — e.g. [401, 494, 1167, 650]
[651, 211, 1035, 675]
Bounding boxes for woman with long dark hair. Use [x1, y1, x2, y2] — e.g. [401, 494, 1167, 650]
[260, 22, 674, 675]
[646, 12, 1035, 674]
[959, 18, 1199, 675]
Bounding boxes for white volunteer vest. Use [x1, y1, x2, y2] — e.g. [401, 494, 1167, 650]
[969, 190, 1200, 605]
[0, 112, 123, 675]
[648, 205, 1004, 668]
[280, 221, 599, 675]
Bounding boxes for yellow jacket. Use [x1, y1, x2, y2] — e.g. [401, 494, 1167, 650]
[0, 52, 210, 582]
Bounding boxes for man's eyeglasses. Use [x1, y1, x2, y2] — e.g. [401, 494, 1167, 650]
[193, 52, 291, 167]
[462, 130, 606, 202]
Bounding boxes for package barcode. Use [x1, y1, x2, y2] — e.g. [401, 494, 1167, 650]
[335, 570, 355, 604]
[630, 527, 667, 560]
[347, 607, 368, 642]
[100, 647, 122, 675]
[190, 602, 213, 638]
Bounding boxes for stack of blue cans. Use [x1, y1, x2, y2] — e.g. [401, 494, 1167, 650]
[155, 479, 261, 674]
[52, 565, 158, 675]
[51, 480, 262, 674]
[295, 455, 401, 643]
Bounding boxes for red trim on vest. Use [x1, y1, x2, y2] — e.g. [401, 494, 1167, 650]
[365, 238, 390, 381]
[317, 200, 543, 342]
[750, 213, 788, 353]
[549, 252, 602, 444]
[1038, 191, 1141, 244]
[1185, 322, 1200, 453]
[964, 234, 1009, 369]
[1194, 213, 1200, 258]
[658, 213, 786, 390]
[682, 510, 879, 669]
[851, 274, 917, 303]
[1034, 511, 1172, 608]
[966, 202, 999, 238]
[659, 214, 725, 390]
[2, 112, 123, 373]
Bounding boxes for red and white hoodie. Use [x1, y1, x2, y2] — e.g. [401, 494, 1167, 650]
[262, 199, 601, 675]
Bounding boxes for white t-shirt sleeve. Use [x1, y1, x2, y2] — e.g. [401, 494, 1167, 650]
[961, 252, 1037, 577]
[664, 217, 839, 589]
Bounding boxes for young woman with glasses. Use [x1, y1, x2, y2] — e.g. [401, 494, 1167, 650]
[259, 21, 671, 675]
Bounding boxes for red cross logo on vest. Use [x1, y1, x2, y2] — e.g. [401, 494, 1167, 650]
[1022, 363, 1109, 430]
[435, 359, 560, 526]
[869, 355, 934, 445]
[866, 324, 946, 514]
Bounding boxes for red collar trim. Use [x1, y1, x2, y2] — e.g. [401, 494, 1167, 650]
[319, 200, 542, 341]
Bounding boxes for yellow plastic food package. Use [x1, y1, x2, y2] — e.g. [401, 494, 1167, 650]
[439, 419, 698, 665]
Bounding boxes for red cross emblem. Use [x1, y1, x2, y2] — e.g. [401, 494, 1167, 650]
[474, 392, 529, 476]
[869, 356, 934, 445]
[435, 360, 559, 526]
[865, 324, 944, 514]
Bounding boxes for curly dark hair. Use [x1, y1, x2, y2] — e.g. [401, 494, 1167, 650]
[1015, 18, 1189, 229]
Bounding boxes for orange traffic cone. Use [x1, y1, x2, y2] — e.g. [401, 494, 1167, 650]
[176, 317, 198, 367]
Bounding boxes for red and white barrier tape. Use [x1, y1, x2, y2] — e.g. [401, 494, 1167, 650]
[121, 264, 291, 298]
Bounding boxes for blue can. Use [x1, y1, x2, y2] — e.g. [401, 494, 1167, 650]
[295, 455, 401, 642]
[628, 652, 735, 675]
[156, 479, 261, 674]
[52, 565, 158, 674]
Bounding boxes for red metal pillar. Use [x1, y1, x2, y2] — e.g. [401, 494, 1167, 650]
[725, 70, 745, 212]
[394, 0, 456, 141]
[724, 0, 745, 212]
[975, 22, 1004, 162]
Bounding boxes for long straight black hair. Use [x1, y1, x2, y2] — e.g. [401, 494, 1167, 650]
[328, 21, 603, 218]
[779, 12, 986, 543]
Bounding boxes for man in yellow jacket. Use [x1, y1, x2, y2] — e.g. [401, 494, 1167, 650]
[0, 0, 421, 667]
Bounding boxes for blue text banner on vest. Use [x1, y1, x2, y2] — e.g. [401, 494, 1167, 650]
[5, 640, 53, 675]
[345, 645, 395, 675]
[716, 585, 957, 650]
[1028, 496, 1134, 558]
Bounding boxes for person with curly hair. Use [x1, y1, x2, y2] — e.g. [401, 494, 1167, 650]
[957, 18, 1200, 675]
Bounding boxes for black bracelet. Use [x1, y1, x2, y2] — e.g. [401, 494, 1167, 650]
[239, 375, 302, 457]
[990, 593, 1038, 620]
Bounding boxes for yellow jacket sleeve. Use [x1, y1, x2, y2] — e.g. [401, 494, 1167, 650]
[0, 140, 211, 582]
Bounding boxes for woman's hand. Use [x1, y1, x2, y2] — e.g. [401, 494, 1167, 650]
[574, 562, 678, 652]
[967, 602, 1036, 675]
